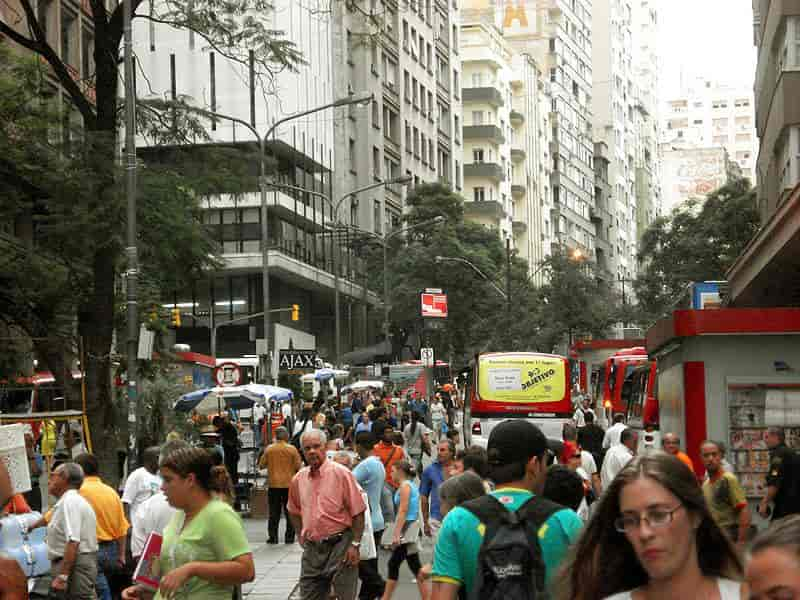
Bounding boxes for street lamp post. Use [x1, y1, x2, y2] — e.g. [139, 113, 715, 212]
[332, 215, 445, 361]
[197, 91, 371, 381]
[434, 256, 508, 300]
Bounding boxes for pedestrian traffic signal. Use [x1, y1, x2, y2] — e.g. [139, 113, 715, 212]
[291, 304, 300, 321]
[171, 308, 181, 328]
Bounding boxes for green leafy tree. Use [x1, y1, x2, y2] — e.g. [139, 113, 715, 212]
[536, 253, 621, 352]
[634, 178, 760, 323]
[0, 0, 294, 463]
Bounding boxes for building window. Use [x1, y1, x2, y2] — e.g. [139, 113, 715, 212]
[421, 133, 427, 164]
[404, 70, 411, 101]
[61, 6, 77, 65]
[403, 19, 409, 50]
[413, 77, 419, 107]
[405, 122, 412, 154]
[413, 127, 420, 157]
[471, 72, 483, 87]
[454, 115, 460, 143]
[346, 30, 353, 63]
[349, 139, 357, 173]
[429, 139, 435, 169]
[372, 100, 381, 129]
[374, 200, 382, 234]
[474, 187, 485, 202]
[472, 111, 483, 125]
[473, 148, 484, 162]
[373, 146, 381, 179]
[453, 69, 460, 98]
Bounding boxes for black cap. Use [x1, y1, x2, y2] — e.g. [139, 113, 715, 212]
[487, 420, 548, 466]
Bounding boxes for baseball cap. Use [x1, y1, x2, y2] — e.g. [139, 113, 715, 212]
[487, 420, 548, 466]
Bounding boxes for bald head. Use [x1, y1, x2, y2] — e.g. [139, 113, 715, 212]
[662, 432, 681, 455]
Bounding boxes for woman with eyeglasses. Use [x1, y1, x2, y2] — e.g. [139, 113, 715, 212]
[558, 451, 744, 600]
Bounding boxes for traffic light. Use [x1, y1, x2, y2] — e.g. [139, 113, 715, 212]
[291, 304, 300, 322]
[171, 308, 182, 328]
[148, 305, 159, 324]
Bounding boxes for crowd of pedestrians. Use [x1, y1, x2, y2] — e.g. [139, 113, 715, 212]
[6, 383, 800, 600]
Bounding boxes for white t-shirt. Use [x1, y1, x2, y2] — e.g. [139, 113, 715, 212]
[430, 403, 446, 422]
[600, 444, 634, 489]
[603, 578, 742, 600]
[403, 422, 431, 456]
[130, 491, 176, 557]
[122, 467, 162, 517]
[580, 450, 598, 476]
[602, 422, 628, 449]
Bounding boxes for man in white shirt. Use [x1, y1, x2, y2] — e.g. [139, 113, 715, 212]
[601, 428, 638, 490]
[47, 462, 99, 599]
[602, 413, 628, 449]
[121, 446, 162, 522]
[129, 439, 189, 559]
[572, 397, 596, 428]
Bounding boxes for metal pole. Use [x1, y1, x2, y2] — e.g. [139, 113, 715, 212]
[260, 138, 271, 383]
[333, 220, 341, 366]
[383, 240, 390, 360]
[506, 238, 512, 320]
[211, 324, 217, 359]
[123, 0, 139, 470]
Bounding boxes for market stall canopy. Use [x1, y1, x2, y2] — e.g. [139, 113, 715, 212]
[174, 384, 293, 413]
[341, 380, 384, 393]
[312, 368, 349, 382]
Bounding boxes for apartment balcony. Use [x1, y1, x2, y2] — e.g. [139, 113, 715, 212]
[464, 200, 506, 222]
[511, 184, 526, 197]
[462, 86, 504, 107]
[510, 109, 525, 126]
[463, 125, 505, 145]
[464, 162, 505, 182]
[512, 220, 528, 234]
[510, 148, 526, 162]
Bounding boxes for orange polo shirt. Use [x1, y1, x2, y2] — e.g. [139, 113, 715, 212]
[373, 441, 404, 488]
[80, 476, 129, 542]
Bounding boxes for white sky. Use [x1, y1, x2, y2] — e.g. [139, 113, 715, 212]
[658, 0, 757, 98]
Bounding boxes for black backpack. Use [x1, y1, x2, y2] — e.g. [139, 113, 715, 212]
[461, 494, 562, 600]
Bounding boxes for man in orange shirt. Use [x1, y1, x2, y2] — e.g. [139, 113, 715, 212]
[663, 432, 695, 473]
[259, 426, 302, 544]
[74, 453, 129, 600]
[371, 421, 404, 523]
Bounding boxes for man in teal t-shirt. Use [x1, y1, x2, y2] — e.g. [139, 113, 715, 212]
[431, 420, 583, 599]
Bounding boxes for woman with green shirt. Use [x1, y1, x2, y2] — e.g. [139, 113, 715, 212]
[122, 448, 254, 600]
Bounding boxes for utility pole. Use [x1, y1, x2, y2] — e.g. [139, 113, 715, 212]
[123, 0, 139, 470]
[506, 238, 512, 320]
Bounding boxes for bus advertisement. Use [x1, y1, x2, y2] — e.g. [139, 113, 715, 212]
[465, 352, 572, 445]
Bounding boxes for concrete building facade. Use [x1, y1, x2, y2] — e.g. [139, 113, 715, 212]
[134, 1, 380, 368]
[660, 146, 742, 214]
[752, 0, 800, 222]
[660, 78, 758, 186]
[458, 21, 553, 278]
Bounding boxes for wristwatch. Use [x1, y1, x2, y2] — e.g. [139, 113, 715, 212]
[351, 541, 361, 548]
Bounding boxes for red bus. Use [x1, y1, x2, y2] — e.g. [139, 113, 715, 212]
[621, 361, 660, 450]
[464, 352, 572, 445]
[0, 371, 82, 437]
[597, 347, 649, 418]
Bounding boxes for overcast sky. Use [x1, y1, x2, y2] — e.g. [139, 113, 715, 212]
[658, 0, 757, 98]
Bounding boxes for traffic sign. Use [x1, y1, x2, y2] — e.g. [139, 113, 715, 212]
[214, 362, 242, 387]
[421, 347, 434, 368]
[421, 292, 448, 318]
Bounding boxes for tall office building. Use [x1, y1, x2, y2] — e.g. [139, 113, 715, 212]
[134, 2, 379, 369]
[462, 0, 596, 264]
[458, 21, 553, 279]
[593, 0, 660, 284]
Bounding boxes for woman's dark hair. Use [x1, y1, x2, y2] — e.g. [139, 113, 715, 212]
[160, 447, 215, 493]
[392, 460, 416, 479]
[558, 451, 742, 600]
[543, 465, 583, 511]
[393, 432, 405, 447]
[751, 514, 800, 559]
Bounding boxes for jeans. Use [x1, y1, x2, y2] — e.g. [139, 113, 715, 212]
[96, 540, 118, 600]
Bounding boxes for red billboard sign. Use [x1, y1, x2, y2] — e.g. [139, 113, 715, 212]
[421, 292, 448, 318]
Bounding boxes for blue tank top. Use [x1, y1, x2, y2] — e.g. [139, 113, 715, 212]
[394, 480, 420, 523]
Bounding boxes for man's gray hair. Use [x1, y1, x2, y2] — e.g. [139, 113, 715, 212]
[275, 426, 289, 441]
[334, 451, 353, 467]
[58, 462, 85, 489]
[300, 429, 327, 446]
[160, 439, 191, 465]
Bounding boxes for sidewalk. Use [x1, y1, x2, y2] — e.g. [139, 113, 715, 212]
[241, 518, 302, 599]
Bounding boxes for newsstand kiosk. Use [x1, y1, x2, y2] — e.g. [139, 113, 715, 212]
[647, 308, 800, 507]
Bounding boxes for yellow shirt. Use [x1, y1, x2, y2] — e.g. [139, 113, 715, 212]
[80, 476, 130, 542]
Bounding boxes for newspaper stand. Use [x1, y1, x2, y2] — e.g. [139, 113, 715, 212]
[647, 308, 800, 504]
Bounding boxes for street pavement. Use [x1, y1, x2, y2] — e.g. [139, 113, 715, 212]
[241, 515, 435, 600]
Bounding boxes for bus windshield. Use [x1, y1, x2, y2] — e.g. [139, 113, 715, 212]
[473, 353, 571, 416]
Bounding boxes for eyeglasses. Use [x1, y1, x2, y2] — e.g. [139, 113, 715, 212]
[614, 505, 683, 533]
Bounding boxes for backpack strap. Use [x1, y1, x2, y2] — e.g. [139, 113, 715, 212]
[461, 494, 510, 527]
[515, 495, 564, 528]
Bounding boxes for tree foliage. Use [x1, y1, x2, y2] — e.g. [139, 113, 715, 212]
[633, 178, 760, 323]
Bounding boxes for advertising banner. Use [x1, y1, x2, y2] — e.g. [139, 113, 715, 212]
[478, 354, 566, 404]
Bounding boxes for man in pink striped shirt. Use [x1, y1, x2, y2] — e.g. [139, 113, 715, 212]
[289, 429, 366, 600]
